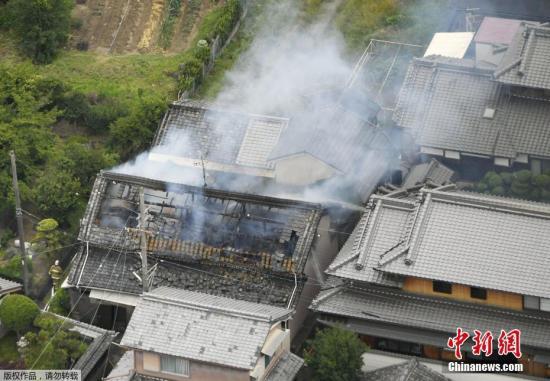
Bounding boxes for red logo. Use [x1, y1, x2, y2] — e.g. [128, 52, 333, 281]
[447, 328, 522, 359]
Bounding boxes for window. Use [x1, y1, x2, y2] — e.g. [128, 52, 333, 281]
[524, 295, 540, 310]
[433, 281, 452, 294]
[160, 355, 189, 376]
[470, 287, 487, 300]
[264, 355, 271, 369]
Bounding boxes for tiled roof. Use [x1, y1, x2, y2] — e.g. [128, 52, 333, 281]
[474, 17, 523, 45]
[153, 99, 288, 170]
[0, 277, 22, 295]
[105, 351, 134, 381]
[378, 189, 550, 298]
[120, 287, 292, 370]
[311, 285, 550, 351]
[363, 358, 450, 381]
[393, 56, 550, 160]
[264, 352, 304, 381]
[325, 196, 413, 287]
[326, 186, 550, 298]
[495, 23, 550, 90]
[268, 104, 388, 174]
[401, 159, 455, 189]
[68, 245, 301, 307]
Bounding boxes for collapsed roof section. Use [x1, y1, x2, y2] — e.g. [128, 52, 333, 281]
[327, 185, 550, 298]
[79, 171, 321, 276]
[68, 245, 301, 307]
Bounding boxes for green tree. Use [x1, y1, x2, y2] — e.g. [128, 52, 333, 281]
[0, 294, 40, 336]
[304, 327, 368, 381]
[109, 97, 167, 159]
[33, 170, 81, 224]
[5, 0, 73, 64]
[21, 314, 87, 369]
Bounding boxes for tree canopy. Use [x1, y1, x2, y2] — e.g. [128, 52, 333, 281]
[0, 294, 40, 335]
[304, 326, 368, 381]
[475, 170, 550, 202]
[5, 0, 73, 64]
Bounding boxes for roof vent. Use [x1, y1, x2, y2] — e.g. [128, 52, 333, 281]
[483, 108, 496, 119]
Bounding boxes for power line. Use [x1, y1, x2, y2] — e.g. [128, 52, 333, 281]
[30, 217, 133, 370]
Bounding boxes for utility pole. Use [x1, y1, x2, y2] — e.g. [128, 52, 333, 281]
[139, 187, 149, 293]
[9, 151, 29, 295]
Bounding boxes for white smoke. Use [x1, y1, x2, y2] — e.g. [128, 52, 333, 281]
[112, 0, 398, 203]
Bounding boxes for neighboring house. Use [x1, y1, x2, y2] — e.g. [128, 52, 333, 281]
[312, 185, 550, 378]
[395, 22, 550, 174]
[65, 171, 321, 332]
[119, 287, 303, 381]
[363, 357, 451, 381]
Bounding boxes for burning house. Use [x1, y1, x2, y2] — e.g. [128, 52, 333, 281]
[138, 92, 396, 203]
[66, 171, 321, 331]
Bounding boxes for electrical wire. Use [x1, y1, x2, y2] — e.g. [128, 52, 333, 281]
[30, 216, 133, 370]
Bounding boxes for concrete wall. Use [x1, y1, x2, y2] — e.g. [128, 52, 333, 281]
[135, 350, 250, 381]
[273, 154, 336, 186]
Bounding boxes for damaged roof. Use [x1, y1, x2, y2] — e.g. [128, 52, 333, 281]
[495, 22, 550, 90]
[311, 284, 550, 351]
[68, 244, 302, 307]
[79, 171, 321, 276]
[393, 56, 550, 160]
[326, 186, 550, 298]
[120, 287, 292, 370]
[474, 17, 523, 46]
[401, 159, 455, 189]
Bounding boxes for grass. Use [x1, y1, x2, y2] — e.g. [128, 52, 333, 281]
[0, 332, 20, 364]
[0, 45, 184, 105]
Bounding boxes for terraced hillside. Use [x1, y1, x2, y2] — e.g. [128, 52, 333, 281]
[71, 0, 212, 53]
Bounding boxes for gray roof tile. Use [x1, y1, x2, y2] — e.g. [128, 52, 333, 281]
[495, 23, 550, 90]
[120, 287, 292, 370]
[402, 159, 455, 189]
[327, 187, 550, 298]
[264, 352, 304, 381]
[363, 358, 450, 381]
[153, 100, 288, 169]
[311, 285, 550, 351]
[394, 56, 550, 160]
[378, 189, 550, 298]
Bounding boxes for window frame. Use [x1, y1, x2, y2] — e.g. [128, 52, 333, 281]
[160, 354, 190, 377]
[432, 280, 452, 294]
[470, 287, 487, 300]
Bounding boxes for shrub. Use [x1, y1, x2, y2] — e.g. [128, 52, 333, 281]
[0, 295, 40, 335]
[304, 327, 368, 381]
[48, 289, 70, 316]
[5, 0, 74, 64]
